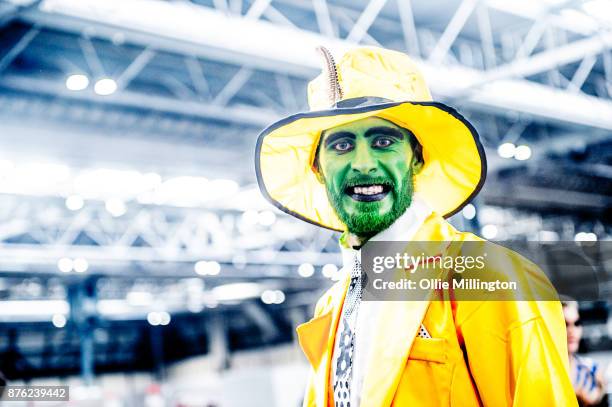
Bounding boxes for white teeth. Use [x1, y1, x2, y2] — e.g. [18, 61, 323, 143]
[352, 185, 384, 195]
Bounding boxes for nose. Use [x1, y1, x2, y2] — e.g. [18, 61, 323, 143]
[351, 141, 377, 175]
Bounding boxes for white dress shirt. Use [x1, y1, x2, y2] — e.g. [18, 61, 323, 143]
[332, 197, 432, 407]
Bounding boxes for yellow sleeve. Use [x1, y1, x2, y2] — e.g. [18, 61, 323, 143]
[507, 316, 578, 406]
[458, 301, 578, 406]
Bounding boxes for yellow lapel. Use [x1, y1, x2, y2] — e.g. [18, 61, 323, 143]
[359, 214, 456, 407]
[296, 275, 350, 407]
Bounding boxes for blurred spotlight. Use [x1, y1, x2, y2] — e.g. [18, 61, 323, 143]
[154, 176, 209, 207]
[194, 261, 206, 275]
[65, 194, 84, 211]
[583, 0, 612, 22]
[94, 78, 118, 96]
[514, 145, 532, 161]
[213, 282, 260, 301]
[57, 257, 73, 273]
[16, 162, 70, 187]
[187, 300, 204, 313]
[65, 74, 89, 91]
[322, 263, 338, 278]
[194, 260, 221, 276]
[105, 198, 127, 217]
[206, 299, 219, 308]
[298, 263, 315, 277]
[497, 142, 515, 158]
[158, 311, 171, 326]
[261, 289, 285, 304]
[574, 232, 597, 242]
[52, 313, 67, 328]
[261, 289, 275, 304]
[207, 261, 221, 275]
[207, 179, 239, 200]
[73, 258, 89, 273]
[126, 291, 153, 306]
[258, 210, 276, 226]
[143, 172, 162, 185]
[274, 290, 285, 304]
[481, 224, 498, 239]
[147, 311, 161, 326]
[462, 203, 476, 220]
[241, 209, 259, 227]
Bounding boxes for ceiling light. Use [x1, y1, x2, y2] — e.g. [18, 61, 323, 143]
[158, 311, 171, 326]
[574, 232, 597, 242]
[73, 258, 89, 273]
[213, 282, 261, 301]
[194, 260, 221, 276]
[462, 203, 476, 220]
[126, 291, 153, 306]
[241, 210, 259, 227]
[261, 289, 276, 304]
[66, 74, 89, 91]
[582, 0, 612, 23]
[65, 195, 84, 211]
[298, 263, 315, 277]
[147, 311, 161, 326]
[481, 224, 498, 239]
[273, 290, 285, 304]
[322, 264, 338, 278]
[57, 257, 73, 273]
[497, 142, 516, 159]
[514, 145, 532, 160]
[94, 78, 118, 96]
[105, 198, 127, 217]
[258, 210, 276, 226]
[261, 289, 285, 304]
[52, 313, 67, 328]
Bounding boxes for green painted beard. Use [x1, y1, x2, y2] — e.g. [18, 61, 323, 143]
[324, 169, 416, 237]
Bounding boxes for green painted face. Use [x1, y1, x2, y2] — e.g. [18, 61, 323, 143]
[316, 116, 423, 238]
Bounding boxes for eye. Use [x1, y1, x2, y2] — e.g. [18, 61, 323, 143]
[332, 141, 353, 152]
[373, 137, 394, 148]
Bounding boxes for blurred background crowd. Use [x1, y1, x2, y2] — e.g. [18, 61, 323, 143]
[0, 0, 610, 405]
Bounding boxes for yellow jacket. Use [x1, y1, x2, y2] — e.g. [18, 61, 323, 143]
[296, 213, 578, 407]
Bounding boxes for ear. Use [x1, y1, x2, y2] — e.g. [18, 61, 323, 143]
[312, 134, 326, 184]
[410, 145, 424, 175]
[311, 153, 326, 184]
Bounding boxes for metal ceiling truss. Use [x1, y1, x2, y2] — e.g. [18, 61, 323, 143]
[0, 0, 609, 129]
[0, 194, 340, 277]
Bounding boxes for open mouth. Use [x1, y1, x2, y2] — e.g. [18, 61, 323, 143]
[344, 184, 391, 202]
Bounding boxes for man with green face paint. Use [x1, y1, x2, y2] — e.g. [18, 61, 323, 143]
[314, 116, 423, 243]
[255, 47, 577, 406]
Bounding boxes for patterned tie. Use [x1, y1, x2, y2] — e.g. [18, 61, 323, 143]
[332, 255, 362, 407]
[331, 255, 432, 407]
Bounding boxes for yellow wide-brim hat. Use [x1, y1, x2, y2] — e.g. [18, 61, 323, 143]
[255, 46, 486, 232]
